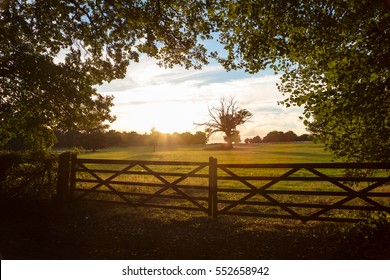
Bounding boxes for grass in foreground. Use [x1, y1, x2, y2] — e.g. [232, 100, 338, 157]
[1, 143, 389, 260]
[1, 201, 389, 259]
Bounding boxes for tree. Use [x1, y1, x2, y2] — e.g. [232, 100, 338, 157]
[0, 0, 213, 149]
[3, 1, 388, 160]
[208, 0, 389, 162]
[297, 134, 310, 142]
[263, 131, 284, 143]
[79, 125, 109, 152]
[195, 97, 253, 149]
[252, 136, 262, 143]
[224, 130, 241, 144]
[244, 135, 262, 144]
[149, 128, 160, 152]
[193, 131, 208, 145]
[283, 131, 299, 142]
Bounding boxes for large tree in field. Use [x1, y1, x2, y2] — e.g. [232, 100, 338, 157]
[207, 0, 389, 162]
[0, 0, 212, 149]
[195, 97, 253, 149]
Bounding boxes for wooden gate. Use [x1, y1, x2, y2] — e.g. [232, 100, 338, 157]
[70, 157, 211, 215]
[57, 153, 390, 222]
[213, 162, 390, 222]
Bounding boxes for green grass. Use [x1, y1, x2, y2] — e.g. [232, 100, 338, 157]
[77, 142, 334, 163]
[71, 142, 390, 222]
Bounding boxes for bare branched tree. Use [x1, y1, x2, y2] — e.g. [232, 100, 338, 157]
[195, 97, 253, 149]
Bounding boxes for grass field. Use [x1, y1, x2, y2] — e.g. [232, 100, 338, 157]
[72, 142, 389, 222]
[77, 142, 335, 163]
[2, 143, 390, 260]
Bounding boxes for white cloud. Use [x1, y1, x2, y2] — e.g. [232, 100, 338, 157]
[98, 56, 306, 140]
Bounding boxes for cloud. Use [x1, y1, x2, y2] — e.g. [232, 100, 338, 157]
[98, 56, 306, 138]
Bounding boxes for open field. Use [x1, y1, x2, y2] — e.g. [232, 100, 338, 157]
[77, 142, 335, 163]
[71, 143, 390, 222]
[1, 143, 389, 260]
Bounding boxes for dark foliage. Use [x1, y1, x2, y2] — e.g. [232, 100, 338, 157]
[0, 152, 58, 201]
[53, 129, 207, 151]
[245, 132, 310, 144]
[1, 203, 388, 259]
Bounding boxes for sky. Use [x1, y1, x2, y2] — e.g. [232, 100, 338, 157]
[96, 55, 307, 142]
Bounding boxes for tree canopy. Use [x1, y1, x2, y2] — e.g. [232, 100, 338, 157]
[208, 0, 389, 161]
[1, 1, 388, 161]
[0, 0, 213, 149]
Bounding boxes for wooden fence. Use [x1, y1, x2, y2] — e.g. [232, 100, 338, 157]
[57, 152, 390, 222]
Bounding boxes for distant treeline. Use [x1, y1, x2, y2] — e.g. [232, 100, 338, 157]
[54, 130, 208, 151]
[245, 131, 310, 144]
[54, 129, 309, 151]
[3, 129, 310, 152]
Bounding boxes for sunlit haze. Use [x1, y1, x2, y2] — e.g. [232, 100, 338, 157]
[97, 55, 307, 142]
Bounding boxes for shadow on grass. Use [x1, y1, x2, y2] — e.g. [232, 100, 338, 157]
[0, 201, 389, 260]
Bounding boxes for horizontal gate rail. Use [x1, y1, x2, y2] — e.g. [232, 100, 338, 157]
[60, 152, 390, 223]
[215, 161, 390, 222]
[217, 163, 390, 168]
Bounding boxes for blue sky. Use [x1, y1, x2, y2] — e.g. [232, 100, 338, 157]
[97, 54, 307, 142]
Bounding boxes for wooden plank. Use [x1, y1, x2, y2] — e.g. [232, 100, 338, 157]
[217, 167, 303, 219]
[218, 166, 258, 191]
[75, 169, 210, 179]
[216, 176, 388, 182]
[217, 189, 390, 197]
[358, 176, 390, 194]
[217, 188, 349, 195]
[75, 179, 209, 190]
[77, 158, 208, 166]
[217, 199, 389, 210]
[73, 188, 209, 201]
[218, 162, 390, 169]
[305, 167, 357, 194]
[77, 198, 207, 212]
[75, 162, 137, 203]
[221, 211, 363, 222]
[136, 164, 208, 212]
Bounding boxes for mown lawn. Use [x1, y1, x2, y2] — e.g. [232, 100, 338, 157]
[77, 142, 335, 163]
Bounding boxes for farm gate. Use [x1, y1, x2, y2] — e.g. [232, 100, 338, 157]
[57, 152, 390, 222]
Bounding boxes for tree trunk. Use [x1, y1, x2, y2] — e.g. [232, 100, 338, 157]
[224, 134, 233, 150]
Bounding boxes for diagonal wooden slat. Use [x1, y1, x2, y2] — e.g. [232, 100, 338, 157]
[68, 154, 390, 222]
[357, 176, 390, 214]
[75, 162, 137, 205]
[359, 176, 390, 194]
[304, 170, 390, 220]
[306, 187, 390, 221]
[218, 166, 258, 191]
[137, 164, 208, 212]
[218, 167, 304, 220]
[305, 167, 356, 194]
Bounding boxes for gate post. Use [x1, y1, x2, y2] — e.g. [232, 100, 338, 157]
[209, 157, 218, 218]
[69, 153, 77, 200]
[57, 152, 73, 204]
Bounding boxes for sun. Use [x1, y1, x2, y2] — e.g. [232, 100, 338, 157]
[110, 99, 204, 134]
[150, 103, 195, 134]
